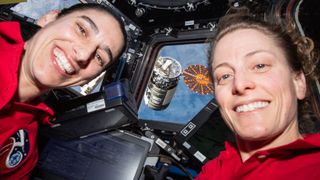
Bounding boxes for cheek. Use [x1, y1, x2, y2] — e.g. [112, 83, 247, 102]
[261, 71, 292, 94]
[218, 108, 236, 133]
[45, 23, 76, 39]
[214, 85, 230, 106]
[81, 64, 104, 81]
[214, 90, 223, 106]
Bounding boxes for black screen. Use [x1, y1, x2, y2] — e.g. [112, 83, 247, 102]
[188, 109, 234, 160]
[37, 131, 150, 180]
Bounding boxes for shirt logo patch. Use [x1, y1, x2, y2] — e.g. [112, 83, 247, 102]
[0, 129, 30, 170]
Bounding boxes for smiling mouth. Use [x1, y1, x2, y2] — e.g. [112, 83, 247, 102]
[235, 101, 269, 113]
[53, 47, 75, 74]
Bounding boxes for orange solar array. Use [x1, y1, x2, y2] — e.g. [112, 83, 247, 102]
[183, 64, 214, 95]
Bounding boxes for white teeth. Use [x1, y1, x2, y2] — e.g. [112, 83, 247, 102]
[236, 101, 269, 113]
[53, 48, 75, 74]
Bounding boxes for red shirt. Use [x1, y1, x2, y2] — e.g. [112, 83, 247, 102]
[196, 133, 320, 180]
[0, 22, 54, 180]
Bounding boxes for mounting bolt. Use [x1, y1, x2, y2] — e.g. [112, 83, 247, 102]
[135, 7, 145, 17]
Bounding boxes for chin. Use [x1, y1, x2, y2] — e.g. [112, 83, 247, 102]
[237, 129, 270, 142]
[34, 76, 59, 89]
[239, 135, 270, 142]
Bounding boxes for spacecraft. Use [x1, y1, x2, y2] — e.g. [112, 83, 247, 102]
[1, 0, 319, 179]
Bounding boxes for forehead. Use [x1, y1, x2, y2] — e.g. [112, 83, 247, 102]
[213, 29, 278, 64]
[61, 9, 114, 23]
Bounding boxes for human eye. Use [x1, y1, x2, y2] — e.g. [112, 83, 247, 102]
[253, 63, 270, 72]
[214, 66, 234, 85]
[215, 73, 233, 85]
[219, 74, 232, 81]
[76, 23, 87, 37]
[255, 64, 265, 69]
[95, 53, 104, 66]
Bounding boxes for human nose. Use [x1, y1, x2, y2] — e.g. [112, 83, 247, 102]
[73, 44, 95, 67]
[232, 71, 255, 95]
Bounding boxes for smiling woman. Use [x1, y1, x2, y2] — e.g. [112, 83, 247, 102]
[196, 11, 320, 180]
[21, 3, 126, 101]
[0, 3, 126, 180]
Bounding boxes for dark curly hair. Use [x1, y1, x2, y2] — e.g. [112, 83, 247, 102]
[208, 11, 320, 134]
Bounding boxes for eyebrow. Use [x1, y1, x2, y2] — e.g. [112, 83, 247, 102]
[104, 47, 114, 63]
[213, 62, 233, 73]
[79, 15, 99, 34]
[245, 49, 275, 58]
[213, 50, 274, 72]
[79, 16, 114, 62]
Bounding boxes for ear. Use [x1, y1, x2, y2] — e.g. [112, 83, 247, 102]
[293, 71, 307, 100]
[36, 10, 60, 27]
